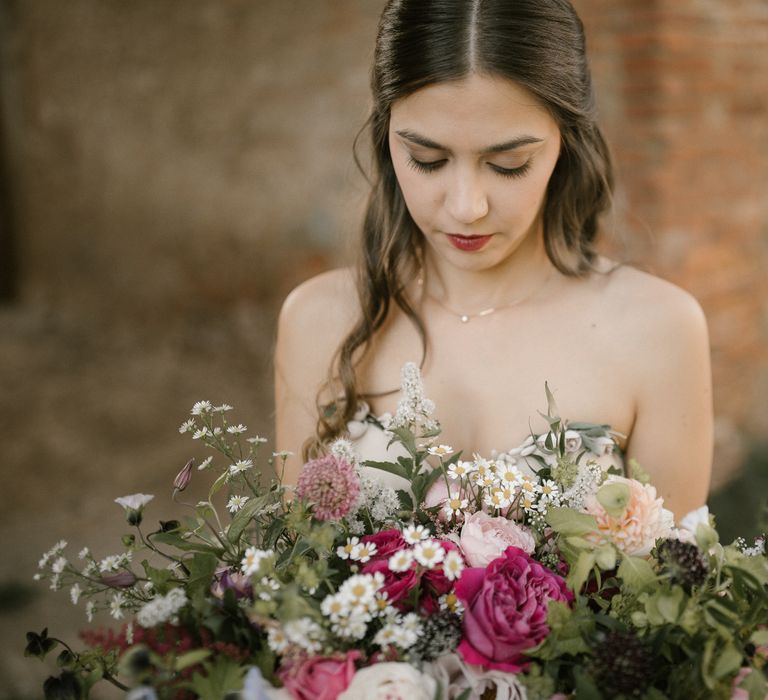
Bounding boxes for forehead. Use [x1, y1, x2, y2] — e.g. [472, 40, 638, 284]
[389, 72, 558, 145]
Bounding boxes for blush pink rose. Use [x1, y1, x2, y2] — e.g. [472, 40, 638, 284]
[455, 546, 572, 673]
[459, 511, 536, 566]
[582, 476, 674, 557]
[279, 650, 360, 700]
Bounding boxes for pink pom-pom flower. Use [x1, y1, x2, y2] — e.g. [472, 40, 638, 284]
[296, 455, 361, 521]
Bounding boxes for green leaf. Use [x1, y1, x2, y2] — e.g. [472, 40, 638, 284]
[545, 507, 598, 536]
[186, 657, 246, 700]
[151, 531, 223, 556]
[362, 459, 409, 482]
[175, 648, 212, 672]
[567, 550, 596, 593]
[596, 481, 630, 518]
[617, 556, 656, 593]
[227, 495, 270, 544]
[750, 629, 768, 646]
[712, 644, 743, 680]
[208, 470, 229, 502]
[594, 544, 617, 571]
[656, 587, 684, 623]
[187, 552, 218, 596]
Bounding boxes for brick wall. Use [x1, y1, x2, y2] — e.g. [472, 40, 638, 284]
[575, 0, 768, 482]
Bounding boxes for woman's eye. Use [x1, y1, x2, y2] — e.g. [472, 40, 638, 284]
[406, 156, 446, 173]
[489, 161, 532, 179]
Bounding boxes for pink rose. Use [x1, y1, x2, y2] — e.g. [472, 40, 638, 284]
[456, 546, 572, 673]
[459, 511, 536, 566]
[279, 650, 360, 700]
[423, 479, 452, 521]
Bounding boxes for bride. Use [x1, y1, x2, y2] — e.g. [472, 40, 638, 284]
[273, 0, 713, 520]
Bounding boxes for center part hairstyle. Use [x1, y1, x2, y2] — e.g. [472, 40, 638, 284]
[308, 0, 614, 457]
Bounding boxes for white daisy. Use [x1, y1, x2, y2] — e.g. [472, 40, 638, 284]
[228, 459, 254, 476]
[197, 456, 213, 470]
[191, 400, 213, 416]
[388, 549, 415, 573]
[267, 626, 289, 653]
[109, 593, 125, 620]
[178, 419, 196, 434]
[442, 550, 465, 581]
[336, 537, 360, 560]
[413, 540, 445, 569]
[350, 542, 377, 563]
[226, 424, 247, 435]
[192, 427, 212, 440]
[321, 593, 349, 621]
[447, 460, 474, 480]
[427, 444, 454, 457]
[439, 591, 464, 615]
[442, 491, 469, 518]
[246, 436, 269, 444]
[213, 403, 234, 413]
[402, 523, 431, 544]
[227, 495, 249, 513]
[241, 547, 274, 577]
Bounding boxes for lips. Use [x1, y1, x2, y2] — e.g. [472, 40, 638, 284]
[445, 234, 493, 252]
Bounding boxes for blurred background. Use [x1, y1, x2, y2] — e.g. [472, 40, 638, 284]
[0, 0, 766, 696]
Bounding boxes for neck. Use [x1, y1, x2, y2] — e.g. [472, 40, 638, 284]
[421, 228, 557, 313]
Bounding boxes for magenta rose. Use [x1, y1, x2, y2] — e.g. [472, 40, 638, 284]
[361, 529, 408, 561]
[455, 546, 572, 673]
[279, 650, 360, 700]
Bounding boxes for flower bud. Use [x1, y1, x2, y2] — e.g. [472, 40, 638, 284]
[101, 571, 137, 588]
[173, 458, 194, 492]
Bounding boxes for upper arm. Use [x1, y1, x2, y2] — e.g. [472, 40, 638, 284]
[624, 283, 713, 520]
[273, 268, 358, 484]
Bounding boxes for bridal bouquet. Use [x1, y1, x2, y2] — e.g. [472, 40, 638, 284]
[28, 364, 768, 699]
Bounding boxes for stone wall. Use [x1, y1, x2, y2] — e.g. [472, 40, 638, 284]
[0, 1, 766, 696]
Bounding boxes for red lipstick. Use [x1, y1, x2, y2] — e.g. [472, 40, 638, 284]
[446, 234, 493, 252]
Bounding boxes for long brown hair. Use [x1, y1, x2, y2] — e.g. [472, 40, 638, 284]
[306, 0, 615, 458]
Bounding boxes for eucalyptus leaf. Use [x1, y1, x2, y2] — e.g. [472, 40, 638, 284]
[617, 556, 656, 592]
[596, 482, 631, 518]
[545, 507, 598, 536]
[363, 460, 409, 481]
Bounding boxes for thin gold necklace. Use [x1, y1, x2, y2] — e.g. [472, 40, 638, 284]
[417, 269, 554, 323]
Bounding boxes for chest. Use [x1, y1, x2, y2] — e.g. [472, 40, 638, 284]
[357, 299, 636, 454]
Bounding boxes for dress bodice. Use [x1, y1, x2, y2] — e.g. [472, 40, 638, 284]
[346, 401, 625, 492]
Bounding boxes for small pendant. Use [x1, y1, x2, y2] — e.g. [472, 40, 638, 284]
[460, 314, 470, 323]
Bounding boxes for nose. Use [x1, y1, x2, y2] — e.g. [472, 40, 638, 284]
[445, 167, 489, 225]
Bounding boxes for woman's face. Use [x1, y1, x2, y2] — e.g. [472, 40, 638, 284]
[388, 73, 561, 272]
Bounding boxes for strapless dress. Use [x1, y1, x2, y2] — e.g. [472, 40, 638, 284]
[345, 401, 625, 492]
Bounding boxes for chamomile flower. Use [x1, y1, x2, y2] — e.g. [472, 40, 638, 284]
[321, 593, 349, 621]
[336, 537, 360, 560]
[339, 574, 381, 610]
[197, 456, 213, 470]
[428, 444, 454, 457]
[439, 591, 464, 615]
[484, 488, 512, 511]
[213, 403, 234, 413]
[388, 549, 415, 572]
[442, 491, 469, 518]
[403, 523, 431, 544]
[284, 617, 325, 653]
[413, 540, 445, 569]
[497, 463, 523, 485]
[246, 436, 269, 444]
[332, 614, 370, 640]
[442, 550, 465, 581]
[226, 424, 247, 435]
[447, 461, 474, 480]
[350, 541, 377, 563]
[192, 427, 212, 440]
[227, 495, 249, 513]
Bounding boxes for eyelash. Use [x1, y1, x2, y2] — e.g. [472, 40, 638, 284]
[406, 156, 532, 179]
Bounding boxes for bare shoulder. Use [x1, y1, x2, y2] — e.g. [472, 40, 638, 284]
[275, 267, 360, 389]
[278, 267, 359, 335]
[590, 261, 709, 358]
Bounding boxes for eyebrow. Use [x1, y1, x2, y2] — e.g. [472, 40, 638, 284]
[394, 129, 544, 154]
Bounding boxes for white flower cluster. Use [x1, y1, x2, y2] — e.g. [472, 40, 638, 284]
[350, 474, 401, 527]
[330, 438, 359, 468]
[241, 547, 274, 577]
[267, 617, 326, 654]
[336, 537, 378, 563]
[739, 536, 766, 557]
[98, 551, 132, 573]
[389, 362, 438, 433]
[374, 612, 422, 650]
[136, 588, 188, 628]
[442, 454, 564, 519]
[320, 572, 391, 642]
[561, 461, 605, 511]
